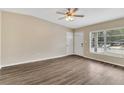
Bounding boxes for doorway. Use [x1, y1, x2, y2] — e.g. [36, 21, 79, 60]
[66, 31, 73, 55]
[74, 31, 84, 56]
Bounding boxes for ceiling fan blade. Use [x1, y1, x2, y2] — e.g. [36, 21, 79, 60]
[56, 11, 65, 15]
[72, 8, 78, 13]
[58, 17, 65, 20]
[67, 8, 71, 12]
[61, 9, 68, 13]
[74, 15, 84, 17]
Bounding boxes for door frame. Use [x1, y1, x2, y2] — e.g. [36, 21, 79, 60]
[66, 31, 74, 55]
[74, 31, 84, 56]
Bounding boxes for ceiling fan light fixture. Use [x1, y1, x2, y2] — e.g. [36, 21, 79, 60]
[65, 16, 74, 21]
[57, 8, 84, 21]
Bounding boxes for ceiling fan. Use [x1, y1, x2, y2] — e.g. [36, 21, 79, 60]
[56, 8, 84, 21]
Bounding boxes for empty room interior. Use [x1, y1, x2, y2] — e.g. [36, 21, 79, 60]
[0, 8, 124, 85]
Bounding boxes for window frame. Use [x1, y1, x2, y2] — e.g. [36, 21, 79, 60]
[89, 27, 124, 58]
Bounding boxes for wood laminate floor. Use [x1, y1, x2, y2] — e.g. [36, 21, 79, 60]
[0, 55, 124, 85]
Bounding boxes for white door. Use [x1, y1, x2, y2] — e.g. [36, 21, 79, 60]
[74, 31, 84, 56]
[66, 32, 73, 55]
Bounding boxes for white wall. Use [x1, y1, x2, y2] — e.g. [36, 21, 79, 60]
[1, 11, 124, 68]
[0, 11, 1, 68]
[1, 11, 72, 67]
[75, 18, 124, 67]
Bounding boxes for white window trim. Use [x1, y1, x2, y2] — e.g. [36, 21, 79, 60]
[89, 27, 124, 58]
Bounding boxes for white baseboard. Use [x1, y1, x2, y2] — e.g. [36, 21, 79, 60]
[1, 54, 71, 68]
[83, 55, 124, 67]
[1, 54, 123, 69]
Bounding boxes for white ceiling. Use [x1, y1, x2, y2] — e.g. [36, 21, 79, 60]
[1, 8, 124, 29]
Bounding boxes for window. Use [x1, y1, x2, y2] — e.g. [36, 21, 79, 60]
[90, 28, 124, 58]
